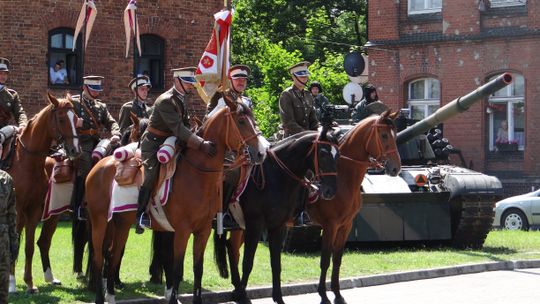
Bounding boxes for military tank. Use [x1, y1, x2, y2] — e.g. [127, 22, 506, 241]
[283, 73, 513, 251]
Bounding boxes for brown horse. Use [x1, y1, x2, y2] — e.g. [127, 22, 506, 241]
[9, 92, 80, 293]
[222, 111, 401, 304]
[86, 100, 266, 304]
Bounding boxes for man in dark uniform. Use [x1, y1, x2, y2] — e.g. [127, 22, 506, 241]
[279, 61, 319, 137]
[0, 169, 18, 301]
[71, 76, 121, 220]
[0, 57, 28, 145]
[136, 67, 217, 233]
[207, 64, 253, 117]
[118, 75, 152, 134]
[351, 83, 388, 122]
[309, 81, 330, 121]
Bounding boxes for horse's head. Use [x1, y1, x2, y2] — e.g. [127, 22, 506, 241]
[121, 112, 148, 145]
[309, 126, 340, 200]
[48, 92, 81, 159]
[363, 111, 401, 176]
[219, 97, 267, 165]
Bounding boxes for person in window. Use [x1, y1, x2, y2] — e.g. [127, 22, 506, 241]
[207, 64, 253, 117]
[351, 83, 388, 122]
[309, 81, 330, 121]
[70, 76, 121, 220]
[496, 120, 509, 144]
[135, 67, 216, 233]
[0, 57, 28, 145]
[278, 61, 319, 138]
[49, 60, 69, 85]
[118, 75, 152, 134]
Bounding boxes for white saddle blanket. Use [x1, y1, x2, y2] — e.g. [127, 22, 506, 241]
[42, 180, 73, 221]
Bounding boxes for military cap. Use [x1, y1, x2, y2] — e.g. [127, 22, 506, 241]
[229, 65, 251, 79]
[0, 57, 10, 72]
[83, 75, 104, 91]
[288, 61, 311, 77]
[129, 75, 152, 90]
[172, 67, 197, 84]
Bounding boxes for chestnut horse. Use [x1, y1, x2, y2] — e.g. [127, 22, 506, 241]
[86, 101, 266, 304]
[221, 111, 401, 304]
[213, 128, 340, 304]
[9, 93, 80, 293]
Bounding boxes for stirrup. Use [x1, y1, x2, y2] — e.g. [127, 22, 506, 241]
[77, 207, 87, 221]
[138, 213, 151, 229]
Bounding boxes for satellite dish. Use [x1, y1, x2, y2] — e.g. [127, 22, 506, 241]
[344, 52, 366, 77]
[342, 82, 363, 105]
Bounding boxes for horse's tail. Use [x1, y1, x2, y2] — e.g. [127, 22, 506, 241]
[213, 230, 229, 279]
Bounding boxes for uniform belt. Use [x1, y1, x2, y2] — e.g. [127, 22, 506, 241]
[147, 126, 173, 137]
[79, 129, 98, 136]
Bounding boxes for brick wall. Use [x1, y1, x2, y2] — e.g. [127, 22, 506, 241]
[367, 1, 540, 193]
[0, 0, 223, 119]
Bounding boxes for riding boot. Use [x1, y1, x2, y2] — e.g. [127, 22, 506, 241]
[135, 186, 152, 234]
[71, 176, 87, 221]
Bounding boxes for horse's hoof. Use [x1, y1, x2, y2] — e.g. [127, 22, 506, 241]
[8, 275, 16, 293]
[76, 272, 85, 280]
[321, 299, 331, 304]
[115, 281, 125, 290]
[105, 292, 116, 304]
[334, 296, 347, 304]
[164, 287, 173, 301]
[26, 286, 39, 294]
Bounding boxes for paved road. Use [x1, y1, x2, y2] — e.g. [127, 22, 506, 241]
[226, 268, 540, 304]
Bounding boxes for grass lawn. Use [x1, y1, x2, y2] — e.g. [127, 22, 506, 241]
[9, 222, 540, 303]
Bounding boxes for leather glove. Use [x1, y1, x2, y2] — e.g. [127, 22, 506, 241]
[199, 140, 217, 157]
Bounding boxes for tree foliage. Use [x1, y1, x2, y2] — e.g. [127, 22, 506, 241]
[230, 0, 367, 136]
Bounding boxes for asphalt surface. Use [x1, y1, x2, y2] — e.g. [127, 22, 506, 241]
[117, 259, 540, 304]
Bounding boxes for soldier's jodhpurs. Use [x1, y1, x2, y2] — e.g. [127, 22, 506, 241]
[0, 225, 11, 303]
[137, 132, 164, 215]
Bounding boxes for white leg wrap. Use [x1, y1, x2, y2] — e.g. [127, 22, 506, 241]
[165, 287, 173, 301]
[8, 275, 16, 293]
[44, 268, 62, 285]
[105, 292, 116, 304]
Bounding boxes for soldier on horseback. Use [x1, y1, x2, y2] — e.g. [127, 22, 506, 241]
[135, 67, 217, 234]
[71, 76, 121, 220]
[207, 64, 252, 117]
[118, 75, 152, 134]
[0, 58, 28, 148]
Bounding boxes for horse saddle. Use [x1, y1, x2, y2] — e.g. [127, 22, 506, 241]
[52, 159, 75, 183]
[114, 157, 143, 186]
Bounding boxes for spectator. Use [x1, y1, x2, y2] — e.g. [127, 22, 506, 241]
[49, 60, 68, 85]
[309, 81, 329, 121]
[496, 120, 509, 143]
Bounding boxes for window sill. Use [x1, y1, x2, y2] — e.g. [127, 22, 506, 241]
[487, 150, 524, 161]
[407, 12, 442, 23]
[480, 5, 527, 17]
[48, 84, 81, 91]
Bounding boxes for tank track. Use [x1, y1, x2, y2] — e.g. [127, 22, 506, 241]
[450, 195, 497, 249]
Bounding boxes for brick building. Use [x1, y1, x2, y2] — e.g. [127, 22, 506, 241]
[366, 0, 540, 195]
[0, 0, 224, 118]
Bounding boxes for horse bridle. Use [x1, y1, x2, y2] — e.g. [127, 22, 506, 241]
[268, 135, 339, 190]
[341, 120, 398, 168]
[18, 104, 79, 156]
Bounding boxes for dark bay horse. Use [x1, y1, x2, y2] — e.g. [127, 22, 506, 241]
[86, 100, 266, 304]
[9, 93, 80, 293]
[213, 128, 340, 304]
[307, 111, 401, 304]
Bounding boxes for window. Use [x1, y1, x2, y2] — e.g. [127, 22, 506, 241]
[487, 73, 525, 152]
[48, 28, 82, 87]
[407, 78, 440, 120]
[134, 34, 164, 90]
[408, 0, 442, 15]
[489, 0, 527, 8]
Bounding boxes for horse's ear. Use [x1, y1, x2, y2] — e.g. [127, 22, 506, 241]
[130, 112, 139, 126]
[389, 110, 400, 120]
[47, 91, 59, 108]
[223, 92, 238, 112]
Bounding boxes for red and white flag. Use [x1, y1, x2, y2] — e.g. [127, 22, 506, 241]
[72, 0, 97, 51]
[123, 0, 142, 58]
[195, 10, 232, 103]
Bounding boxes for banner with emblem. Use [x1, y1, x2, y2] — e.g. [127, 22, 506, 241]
[123, 0, 142, 58]
[73, 0, 98, 51]
[195, 10, 232, 104]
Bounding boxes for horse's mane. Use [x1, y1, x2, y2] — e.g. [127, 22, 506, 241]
[197, 102, 254, 137]
[338, 114, 394, 145]
[271, 131, 316, 152]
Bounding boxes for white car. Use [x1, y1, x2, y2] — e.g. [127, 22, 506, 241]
[493, 189, 540, 230]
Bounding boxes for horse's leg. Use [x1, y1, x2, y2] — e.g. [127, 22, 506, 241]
[330, 225, 352, 304]
[267, 226, 286, 304]
[192, 228, 212, 304]
[105, 215, 132, 304]
[149, 231, 164, 284]
[72, 216, 88, 277]
[318, 225, 338, 304]
[235, 225, 262, 303]
[37, 215, 61, 286]
[113, 245, 126, 289]
[89, 215, 107, 304]
[169, 231, 190, 304]
[23, 219, 39, 293]
[155, 232, 175, 300]
[226, 230, 244, 290]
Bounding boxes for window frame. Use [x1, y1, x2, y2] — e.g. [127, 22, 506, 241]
[133, 34, 165, 90]
[407, 78, 441, 120]
[487, 73, 525, 152]
[48, 27, 82, 89]
[489, 0, 527, 8]
[408, 0, 442, 15]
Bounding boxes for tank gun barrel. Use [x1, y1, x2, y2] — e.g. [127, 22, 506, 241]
[396, 73, 513, 145]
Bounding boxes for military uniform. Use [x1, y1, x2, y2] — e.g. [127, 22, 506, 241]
[118, 76, 153, 134]
[207, 65, 253, 117]
[0, 57, 28, 129]
[0, 170, 18, 303]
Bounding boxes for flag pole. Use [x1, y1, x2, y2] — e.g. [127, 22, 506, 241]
[81, 0, 88, 96]
[133, 3, 140, 105]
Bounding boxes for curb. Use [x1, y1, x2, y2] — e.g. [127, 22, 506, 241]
[116, 259, 540, 304]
